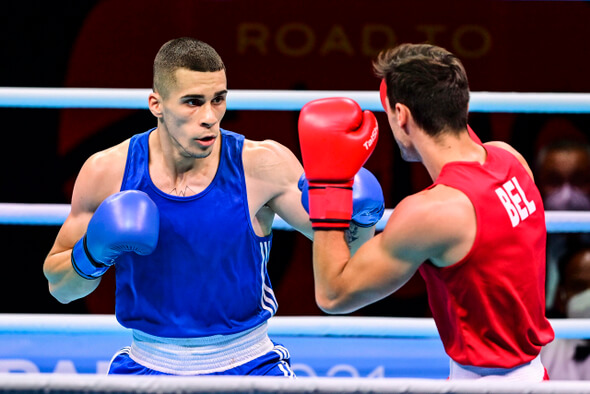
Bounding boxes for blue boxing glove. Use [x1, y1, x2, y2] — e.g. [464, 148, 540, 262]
[71, 190, 160, 280]
[299, 167, 385, 228]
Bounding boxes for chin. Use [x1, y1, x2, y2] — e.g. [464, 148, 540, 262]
[192, 150, 213, 159]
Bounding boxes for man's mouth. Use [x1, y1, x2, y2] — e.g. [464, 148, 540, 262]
[195, 135, 216, 146]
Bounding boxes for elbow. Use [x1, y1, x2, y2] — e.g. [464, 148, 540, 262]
[45, 269, 95, 304]
[48, 284, 75, 304]
[47, 279, 97, 304]
[43, 269, 72, 304]
[43, 260, 84, 304]
[315, 292, 356, 315]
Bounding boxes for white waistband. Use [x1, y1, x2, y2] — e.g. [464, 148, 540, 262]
[449, 354, 545, 381]
[128, 322, 274, 375]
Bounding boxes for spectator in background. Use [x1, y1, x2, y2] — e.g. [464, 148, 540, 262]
[541, 240, 590, 380]
[535, 136, 590, 313]
[536, 139, 590, 212]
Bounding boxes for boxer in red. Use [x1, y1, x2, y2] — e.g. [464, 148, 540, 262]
[299, 43, 554, 381]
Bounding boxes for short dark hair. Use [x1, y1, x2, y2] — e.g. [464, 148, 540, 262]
[373, 43, 470, 136]
[153, 37, 225, 98]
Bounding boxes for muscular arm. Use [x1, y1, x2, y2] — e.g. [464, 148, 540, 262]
[243, 139, 313, 239]
[243, 139, 374, 252]
[43, 144, 126, 304]
[313, 187, 475, 313]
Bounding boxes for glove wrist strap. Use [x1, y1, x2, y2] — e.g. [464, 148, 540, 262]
[308, 182, 353, 230]
[71, 236, 110, 280]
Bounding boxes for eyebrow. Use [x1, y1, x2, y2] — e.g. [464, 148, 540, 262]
[180, 90, 228, 100]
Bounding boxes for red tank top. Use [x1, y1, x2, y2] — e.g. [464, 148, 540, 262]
[418, 144, 554, 368]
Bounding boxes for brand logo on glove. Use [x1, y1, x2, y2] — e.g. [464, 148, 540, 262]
[363, 127, 378, 150]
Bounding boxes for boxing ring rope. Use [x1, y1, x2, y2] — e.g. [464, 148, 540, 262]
[1, 203, 589, 233]
[1, 87, 590, 113]
[1, 88, 590, 393]
[0, 314, 587, 341]
[1, 374, 590, 394]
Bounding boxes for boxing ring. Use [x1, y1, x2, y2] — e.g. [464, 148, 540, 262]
[1, 88, 590, 393]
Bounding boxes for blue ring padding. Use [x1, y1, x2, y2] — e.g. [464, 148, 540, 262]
[1, 88, 590, 113]
[0, 315, 587, 339]
[2, 205, 590, 234]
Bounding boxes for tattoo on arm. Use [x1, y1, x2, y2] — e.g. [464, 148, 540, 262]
[345, 225, 360, 247]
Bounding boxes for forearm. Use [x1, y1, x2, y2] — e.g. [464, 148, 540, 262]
[312, 230, 357, 313]
[43, 250, 100, 304]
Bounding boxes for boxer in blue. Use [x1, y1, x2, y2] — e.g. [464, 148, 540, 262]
[43, 37, 385, 376]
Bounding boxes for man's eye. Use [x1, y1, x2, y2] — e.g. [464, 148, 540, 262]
[186, 99, 203, 106]
[213, 96, 226, 104]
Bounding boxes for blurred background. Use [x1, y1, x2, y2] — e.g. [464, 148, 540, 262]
[1, 0, 589, 317]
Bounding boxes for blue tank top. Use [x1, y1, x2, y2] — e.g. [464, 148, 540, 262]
[116, 128, 276, 338]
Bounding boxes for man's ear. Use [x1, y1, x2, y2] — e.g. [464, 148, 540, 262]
[395, 103, 410, 133]
[148, 92, 163, 118]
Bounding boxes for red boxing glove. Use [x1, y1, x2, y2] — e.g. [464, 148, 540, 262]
[298, 97, 379, 229]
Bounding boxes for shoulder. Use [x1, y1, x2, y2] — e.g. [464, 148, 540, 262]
[243, 138, 296, 165]
[383, 186, 474, 261]
[72, 139, 130, 213]
[485, 140, 522, 158]
[242, 138, 303, 181]
[82, 139, 129, 179]
[390, 187, 472, 230]
[485, 141, 534, 179]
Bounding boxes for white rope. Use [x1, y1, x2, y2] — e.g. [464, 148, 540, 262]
[0, 373, 588, 394]
[0, 203, 71, 226]
[0, 314, 587, 339]
[0, 373, 585, 394]
[1, 87, 590, 113]
[0, 203, 588, 233]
